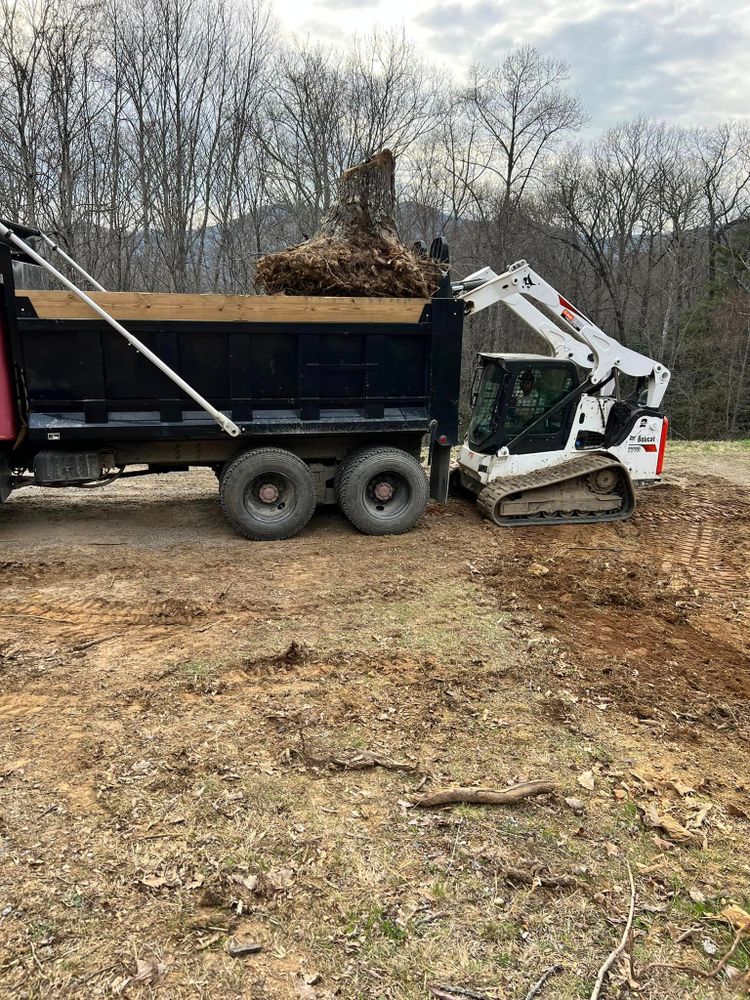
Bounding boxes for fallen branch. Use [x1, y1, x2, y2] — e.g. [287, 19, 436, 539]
[331, 750, 416, 772]
[647, 927, 745, 979]
[637, 801, 702, 845]
[413, 780, 556, 808]
[524, 964, 563, 1000]
[225, 939, 262, 957]
[590, 860, 636, 1000]
[503, 866, 580, 890]
[295, 743, 416, 773]
[673, 925, 702, 944]
[428, 986, 494, 1000]
[73, 633, 124, 651]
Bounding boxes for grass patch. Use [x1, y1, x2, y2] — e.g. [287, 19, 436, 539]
[176, 658, 228, 695]
[670, 439, 750, 454]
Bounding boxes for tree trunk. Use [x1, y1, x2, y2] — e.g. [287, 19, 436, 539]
[255, 150, 441, 298]
[317, 149, 399, 241]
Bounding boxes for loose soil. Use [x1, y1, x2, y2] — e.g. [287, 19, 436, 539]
[1, 443, 749, 998]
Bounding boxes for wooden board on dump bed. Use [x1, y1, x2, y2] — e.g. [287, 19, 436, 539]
[15, 290, 430, 324]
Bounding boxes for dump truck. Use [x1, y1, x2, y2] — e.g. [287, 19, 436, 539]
[0, 221, 670, 540]
[0, 222, 462, 540]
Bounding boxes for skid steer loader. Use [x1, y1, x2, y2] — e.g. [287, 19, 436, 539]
[452, 260, 671, 526]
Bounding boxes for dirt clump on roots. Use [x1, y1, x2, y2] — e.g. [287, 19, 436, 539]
[256, 232, 441, 298]
[256, 149, 442, 298]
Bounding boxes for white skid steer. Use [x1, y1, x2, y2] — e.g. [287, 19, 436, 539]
[453, 260, 671, 526]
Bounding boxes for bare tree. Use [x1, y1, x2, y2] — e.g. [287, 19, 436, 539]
[0, 0, 55, 226]
[463, 45, 586, 261]
[257, 31, 445, 241]
[696, 121, 750, 280]
[545, 120, 670, 342]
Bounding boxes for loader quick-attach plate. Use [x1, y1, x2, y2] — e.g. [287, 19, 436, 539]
[477, 453, 635, 527]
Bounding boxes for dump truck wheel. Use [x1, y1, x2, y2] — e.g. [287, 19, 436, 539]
[334, 445, 382, 504]
[219, 448, 316, 541]
[337, 446, 427, 535]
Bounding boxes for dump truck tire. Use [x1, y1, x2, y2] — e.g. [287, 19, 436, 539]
[334, 445, 383, 504]
[337, 446, 427, 535]
[219, 448, 316, 541]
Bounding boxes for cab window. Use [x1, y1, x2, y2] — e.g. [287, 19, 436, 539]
[501, 366, 576, 440]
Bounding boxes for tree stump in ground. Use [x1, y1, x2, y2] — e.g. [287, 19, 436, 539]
[255, 150, 442, 298]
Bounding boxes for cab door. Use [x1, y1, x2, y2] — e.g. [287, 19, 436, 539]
[500, 363, 579, 454]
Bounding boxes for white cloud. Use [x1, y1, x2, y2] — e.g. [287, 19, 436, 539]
[267, 0, 750, 128]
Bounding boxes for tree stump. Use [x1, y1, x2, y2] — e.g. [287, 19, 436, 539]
[255, 150, 442, 298]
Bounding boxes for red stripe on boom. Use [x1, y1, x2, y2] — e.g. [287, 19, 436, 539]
[559, 296, 581, 317]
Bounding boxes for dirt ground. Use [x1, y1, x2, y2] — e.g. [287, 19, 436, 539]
[1, 442, 749, 999]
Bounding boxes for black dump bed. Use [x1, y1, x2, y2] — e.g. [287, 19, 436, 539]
[0, 240, 464, 449]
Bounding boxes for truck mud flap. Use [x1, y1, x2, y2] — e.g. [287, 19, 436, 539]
[0, 456, 11, 502]
[429, 443, 452, 504]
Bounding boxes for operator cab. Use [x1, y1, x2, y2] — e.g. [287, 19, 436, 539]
[467, 354, 579, 455]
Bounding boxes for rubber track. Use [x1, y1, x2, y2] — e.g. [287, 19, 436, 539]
[477, 453, 635, 527]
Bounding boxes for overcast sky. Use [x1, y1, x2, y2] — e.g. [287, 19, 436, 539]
[271, 0, 750, 130]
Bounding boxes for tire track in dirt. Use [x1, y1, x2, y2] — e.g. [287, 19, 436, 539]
[479, 473, 750, 722]
[0, 595, 210, 637]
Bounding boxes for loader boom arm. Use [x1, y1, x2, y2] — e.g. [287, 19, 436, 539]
[457, 260, 671, 408]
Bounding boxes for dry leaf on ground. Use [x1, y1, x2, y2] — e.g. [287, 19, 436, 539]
[578, 770, 595, 791]
[564, 796, 585, 813]
[639, 802, 701, 845]
[132, 955, 170, 984]
[527, 562, 550, 576]
[687, 804, 713, 829]
[720, 904, 750, 933]
[726, 802, 749, 819]
[666, 779, 694, 796]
